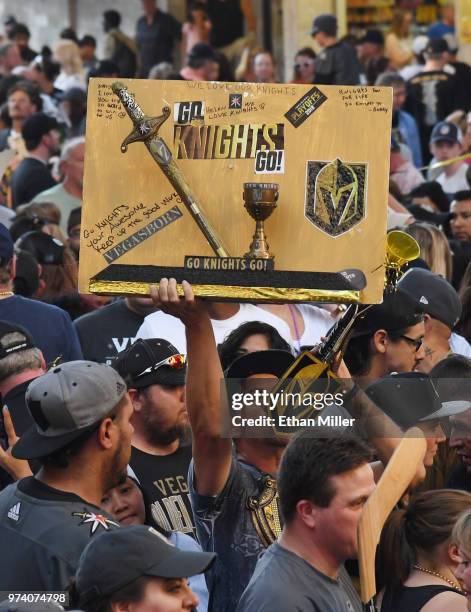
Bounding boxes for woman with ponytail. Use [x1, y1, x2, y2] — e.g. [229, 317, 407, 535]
[377, 489, 471, 611]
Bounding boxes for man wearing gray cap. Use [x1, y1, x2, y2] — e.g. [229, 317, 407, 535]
[311, 14, 361, 85]
[0, 361, 134, 590]
[399, 268, 471, 372]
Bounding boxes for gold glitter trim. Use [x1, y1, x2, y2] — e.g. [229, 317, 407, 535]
[88, 280, 361, 303]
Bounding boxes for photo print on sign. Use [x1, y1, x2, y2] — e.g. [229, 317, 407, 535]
[305, 158, 367, 237]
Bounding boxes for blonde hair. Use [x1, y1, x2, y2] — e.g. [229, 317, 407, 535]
[452, 508, 471, 558]
[53, 40, 84, 77]
[405, 223, 453, 282]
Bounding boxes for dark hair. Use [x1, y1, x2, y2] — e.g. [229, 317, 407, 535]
[60, 27, 78, 43]
[79, 35, 96, 48]
[431, 353, 471, 378]
[188, 0, 207, 21]
[278, 433, 372, 523]
[36, 423, 101, 469]
[103, 9, 121, 28]
[377, 489, 471, 591]
[453, 190, 471, 203]
[69, 575, 148, 612]
[11, 23, 30, 39]
[7, 80, 42, 111]
[89, 60, 120, 78]
[0, 102, 11, 128]
[409, 181, 450, 213]
[218, 321, 292, 370]
[344, 326, 413, 376]
[32, 56, 61, 83]
[430, 354, 471, 402]
[187, 43, 216, 69]
[293, 47, 316, 79]
[343, 334, 373, 376]
[214, 50, 235, 82]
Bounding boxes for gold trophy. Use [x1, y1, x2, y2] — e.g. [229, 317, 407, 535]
[243, 183, 279, 259]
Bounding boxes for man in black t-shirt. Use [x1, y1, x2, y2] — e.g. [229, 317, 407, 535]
[74, 297, 157, 364]
[404, 37, 459, 163]
[11, 112, 59, 208]
[113, 338, 195, 537]
[311, 14, 361, 85]
[136, 0, 181, 78]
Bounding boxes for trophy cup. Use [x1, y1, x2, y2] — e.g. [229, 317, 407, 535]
[243, 183, 279, 259]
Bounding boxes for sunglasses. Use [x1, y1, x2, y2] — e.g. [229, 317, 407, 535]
[399, 334, 424, 352]
[137, 353, 186, 378]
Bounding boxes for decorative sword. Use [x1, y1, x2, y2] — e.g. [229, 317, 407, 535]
[111, 81, 229, 257]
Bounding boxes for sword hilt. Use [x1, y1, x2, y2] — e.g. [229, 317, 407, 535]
[112, 82, 171, 153]
[112, 82, 144, 123]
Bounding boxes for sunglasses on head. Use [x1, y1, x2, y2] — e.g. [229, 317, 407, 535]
[137, 353, 186, 378]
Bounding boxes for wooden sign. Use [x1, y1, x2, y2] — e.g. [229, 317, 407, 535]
[79, 78, 392, 303]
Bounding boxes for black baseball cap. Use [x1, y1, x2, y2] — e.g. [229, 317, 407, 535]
[21, 112, 59, 143]
[75, 525, 216, 607]
[113, 338, 186, 388]
[0, 320, 35, 360]
[430, 121, 462, 144]
[359, 29, 384, 46]
[352, 290, 424, 338]
[424, 37, 449, 55]
[0, 223, 14, 260]
[15, 231, 64, 265]
[366, 372, 471, 429]
[399, 268, 462, 329]
[12, 361, 127, 460]
[225, 349, 295, 379]
[311, 14, 337, 37]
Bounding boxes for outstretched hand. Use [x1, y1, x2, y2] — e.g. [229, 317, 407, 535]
[0, 406, 32, 481]
[149, 278, 209, 326]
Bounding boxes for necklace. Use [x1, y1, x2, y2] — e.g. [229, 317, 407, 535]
[413, 563, 463, 593]
[0, 291, 13, 297]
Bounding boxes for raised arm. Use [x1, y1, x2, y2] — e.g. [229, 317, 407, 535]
[150, 279, 232, 496]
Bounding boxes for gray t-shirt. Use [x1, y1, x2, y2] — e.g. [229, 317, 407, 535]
[236, 542, 362, 612]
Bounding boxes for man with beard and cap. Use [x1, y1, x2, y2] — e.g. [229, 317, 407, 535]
[113, 338, 195, 538]
[148, 279, 411, 612]
[0, 360, 134, 590]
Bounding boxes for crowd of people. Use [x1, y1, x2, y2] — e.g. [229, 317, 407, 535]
[0, 1, 470, 611]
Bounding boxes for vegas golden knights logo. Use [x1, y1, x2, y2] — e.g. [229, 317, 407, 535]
[305, 158, 367, 237]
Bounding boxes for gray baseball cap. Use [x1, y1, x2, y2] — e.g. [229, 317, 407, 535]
[12, 361, 127, 460]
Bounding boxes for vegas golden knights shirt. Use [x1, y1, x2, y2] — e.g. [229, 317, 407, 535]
[0, 477, 119, 590]
[130, 444, 196, 538]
